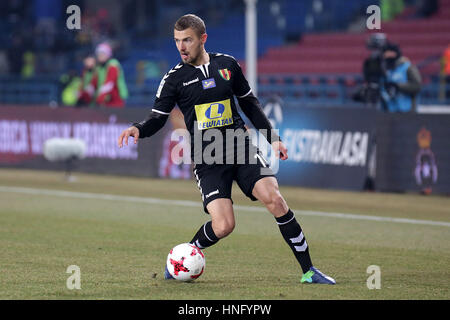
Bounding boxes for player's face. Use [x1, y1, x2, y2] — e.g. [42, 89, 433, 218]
[174, 28, 207, 65]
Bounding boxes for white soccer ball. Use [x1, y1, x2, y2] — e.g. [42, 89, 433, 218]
[166, 243, 205, 281]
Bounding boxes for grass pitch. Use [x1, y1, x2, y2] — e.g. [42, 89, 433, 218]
[0, 168, 449, 300]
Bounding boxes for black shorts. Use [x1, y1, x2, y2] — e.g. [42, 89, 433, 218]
[193, 149, 274, 214]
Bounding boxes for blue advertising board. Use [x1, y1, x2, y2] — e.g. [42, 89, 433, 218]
[260, 102, 377, 190]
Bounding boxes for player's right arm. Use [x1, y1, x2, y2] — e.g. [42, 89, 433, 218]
[118, 73, 177, 148]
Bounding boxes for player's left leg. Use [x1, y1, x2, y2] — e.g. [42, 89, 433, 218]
[252, 176, 336, 285]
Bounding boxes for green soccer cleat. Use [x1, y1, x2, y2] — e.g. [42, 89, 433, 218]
[301, 267, 336, 285]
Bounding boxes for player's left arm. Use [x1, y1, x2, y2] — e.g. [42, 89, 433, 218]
[231, 59, 287, 160]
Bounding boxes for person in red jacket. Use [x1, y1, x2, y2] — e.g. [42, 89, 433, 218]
[77, 55, 96, 106]
[88, 42, 129, 108]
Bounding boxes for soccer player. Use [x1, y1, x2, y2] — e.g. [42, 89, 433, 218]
[118, 14, 335, 285]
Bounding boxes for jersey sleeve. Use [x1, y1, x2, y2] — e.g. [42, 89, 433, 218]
[132, 73, 177, 138]
[152, 73, 177, 116]
[230, 58, 252, 99]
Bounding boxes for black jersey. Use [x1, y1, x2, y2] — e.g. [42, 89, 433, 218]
[134, 52, 279, 164]
[154, 52, 250, 134]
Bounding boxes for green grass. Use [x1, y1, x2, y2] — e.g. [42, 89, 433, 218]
[0, 168, 449, 299]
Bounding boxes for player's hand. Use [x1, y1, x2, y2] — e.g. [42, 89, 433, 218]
[118, 126, 139, 148]
[272, 141, 288, 160]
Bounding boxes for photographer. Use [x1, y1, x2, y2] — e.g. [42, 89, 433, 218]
[353, 33, 387, 108]
[379, 43, 422, 113]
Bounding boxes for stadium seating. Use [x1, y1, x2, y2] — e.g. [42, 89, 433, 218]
[0, 77, 59, 105]
[244, 0, 450, 106]
[1, 0, 449, 107]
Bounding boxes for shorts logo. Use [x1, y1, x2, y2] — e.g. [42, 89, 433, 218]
[205, 189, 219, 199]
[218, 69, 231, 81]
[202, 78, 216, 90]
[195, 99, 233, 130]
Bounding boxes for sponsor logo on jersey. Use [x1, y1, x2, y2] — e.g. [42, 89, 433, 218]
[218, 69, 231, 81]
[201, 78, 216, 90]
[183, 77, 199, 86]
[194, 99, 233, 130]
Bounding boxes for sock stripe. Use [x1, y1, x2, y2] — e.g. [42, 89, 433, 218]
[289, 231, 304, 244]
[293, 241, 308, 252]
[194, 240, 205, 249]
[275, 209, 295, 225]
[276, 215, 295, 226]
[203, 223, 214, 242]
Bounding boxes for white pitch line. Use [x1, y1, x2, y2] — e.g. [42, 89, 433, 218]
[0, 185, 449, 228]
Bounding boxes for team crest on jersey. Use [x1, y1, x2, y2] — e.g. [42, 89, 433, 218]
[194, 99, 233, 130]
[218, 69, 231, 81]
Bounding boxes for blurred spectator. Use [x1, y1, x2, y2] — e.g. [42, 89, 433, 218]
[88, 42, 129, 108]
[7, 35, 26, 75]
[443, 45, 450, 100]
[443, 45, 450, 76]
[379, 43, 422, 113]
[353, 33, 388, 107]
[415, 0, 438, 18]
[77, 55, 96, 106]
[0, 51, 9, 74]
[21, 51, 35, 78]
[95, 8, 115, 38]
[381, 0, 404, 21]
[60, 70, 81, 106]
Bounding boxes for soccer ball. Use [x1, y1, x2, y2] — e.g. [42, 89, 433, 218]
[166, 243, 205, 281]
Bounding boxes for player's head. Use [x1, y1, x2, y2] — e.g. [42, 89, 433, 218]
[174, 14, 207, 65]
[95, 42, 112, 64]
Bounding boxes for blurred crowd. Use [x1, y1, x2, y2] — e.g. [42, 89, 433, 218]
[0, 0, 241, 78]
[62, 42, 128, 108]
[0, 0, 449, 109]
[0, 0, 123, 77]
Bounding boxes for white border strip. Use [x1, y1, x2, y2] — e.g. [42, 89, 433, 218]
[0, 186, 449, 228]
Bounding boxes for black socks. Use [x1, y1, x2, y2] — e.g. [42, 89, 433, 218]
[189, 210, 313, 275]
[190, 221, 219, 249]
[275, 209, 313, 274]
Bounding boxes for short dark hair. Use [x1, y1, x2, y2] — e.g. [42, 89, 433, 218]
[174, 14, 206, 38]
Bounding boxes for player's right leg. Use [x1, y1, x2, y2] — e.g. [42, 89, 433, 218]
[190, 198, 235, 248]
[189, 163, 235, 243]
[165, 164, 235, 279]
[165, 198, 235, 280]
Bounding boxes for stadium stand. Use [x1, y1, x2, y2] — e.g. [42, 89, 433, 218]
[0, 0, 449, 107]
[251, 0, 450, 106]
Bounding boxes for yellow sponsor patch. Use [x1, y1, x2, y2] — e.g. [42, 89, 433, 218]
[194, 99, 234, 130]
